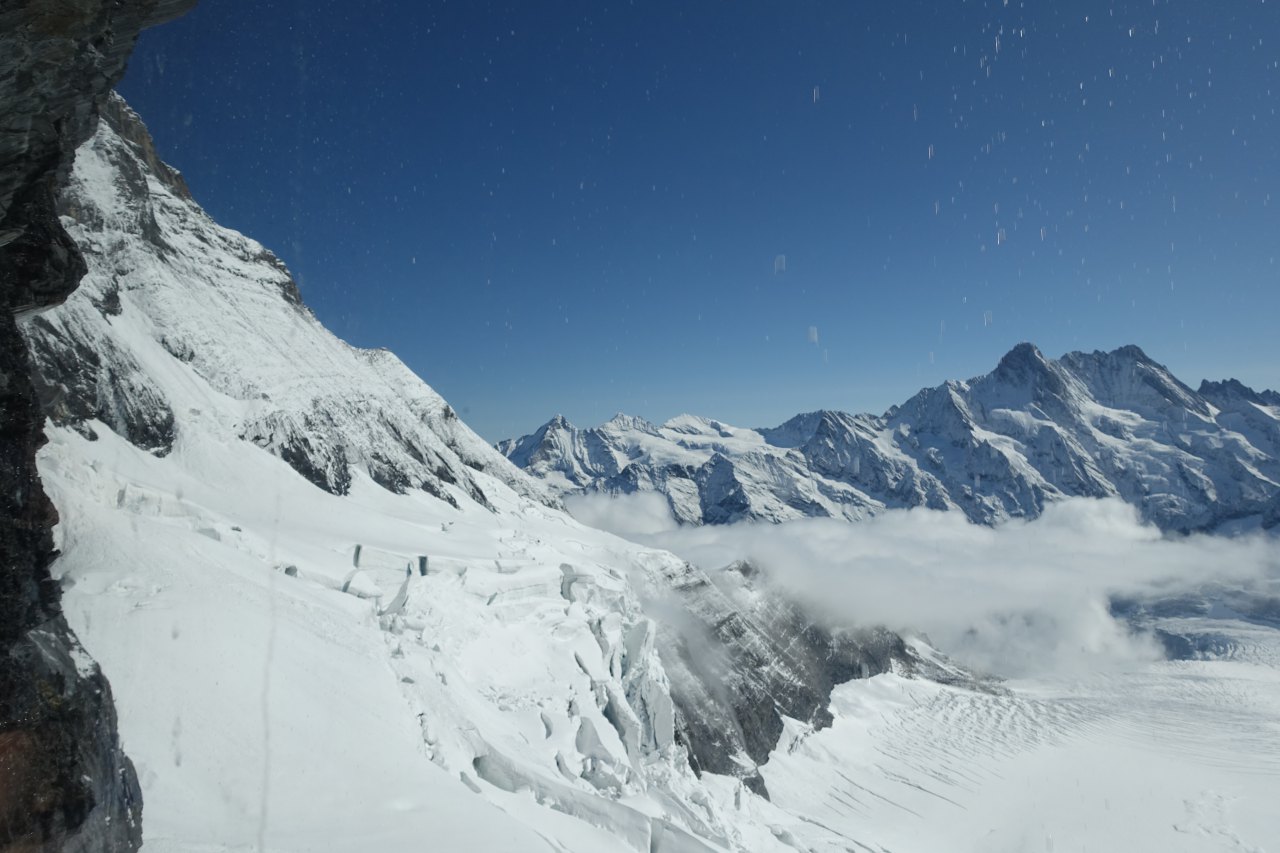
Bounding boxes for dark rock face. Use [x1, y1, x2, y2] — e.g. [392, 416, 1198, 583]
[649, 559, 970, 797]
[24, 313, 177, 454]
[0, 0, 194, 848]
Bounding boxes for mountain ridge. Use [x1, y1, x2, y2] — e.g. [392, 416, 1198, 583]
[499, 343, 1280, 532]
[24, 93, 558, 515]
[16, 86, 1280, 852]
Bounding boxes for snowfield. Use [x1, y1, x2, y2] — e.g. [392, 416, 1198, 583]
[41, 423, 747, 852]
[22, 94, 1280, 851]
[762, 655, 1280, 853]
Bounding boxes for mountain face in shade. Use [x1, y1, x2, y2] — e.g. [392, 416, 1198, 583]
[1, 2, 195, 849]
[500, 342, 1280, 533]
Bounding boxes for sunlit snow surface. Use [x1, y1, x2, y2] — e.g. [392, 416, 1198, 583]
[762, 660, 1280, 853]
[40, 422, 1280, 853]
[41, 425, 732, 852]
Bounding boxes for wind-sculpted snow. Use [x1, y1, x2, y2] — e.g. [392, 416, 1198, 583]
[501, 343, 1280, 532]
[750, 613, 1280, 853]
[21, 95, 554, 512]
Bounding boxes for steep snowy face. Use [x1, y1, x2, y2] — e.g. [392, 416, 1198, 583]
[501, 343, 1280, 532]
[20, 93, 1280, 853]
[17, 94, 961, 850]
[493, 413, 654, 492]
[22, 94, 554, 512]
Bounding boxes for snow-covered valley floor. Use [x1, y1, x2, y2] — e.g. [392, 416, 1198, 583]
[39, 420, 1280, 852]
[761, 646, 1280, 853]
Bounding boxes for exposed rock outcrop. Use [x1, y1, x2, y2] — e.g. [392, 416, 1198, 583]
[0, 1, 194, 848]
[637, 557, 973, 797]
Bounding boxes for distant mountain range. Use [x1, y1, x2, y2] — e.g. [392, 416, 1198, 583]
[499, 344, 1280, 533]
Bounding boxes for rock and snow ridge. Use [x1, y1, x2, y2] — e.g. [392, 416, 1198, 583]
[500, 343, 1280, 532]
[23, 94, 556, 513]
[16, 94, 972, 850]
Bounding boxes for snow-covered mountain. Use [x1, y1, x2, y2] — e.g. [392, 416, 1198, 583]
[17, 93, 1280, 853]
[499, 344, 1280, 532]
[24, 95, 553, 514]
[16, 95, 972, 850]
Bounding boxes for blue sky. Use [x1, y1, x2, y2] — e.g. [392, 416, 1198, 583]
[120, 0, 1280, 441]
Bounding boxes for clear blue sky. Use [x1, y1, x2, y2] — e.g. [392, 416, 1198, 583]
[120, 0, 1280, 441]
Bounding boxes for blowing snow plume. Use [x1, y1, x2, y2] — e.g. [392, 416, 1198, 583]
[569, 493, 1280, 677]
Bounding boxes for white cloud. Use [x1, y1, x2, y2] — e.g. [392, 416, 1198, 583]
[567, 494, 1280, 678]
[564, 491, 678, 538]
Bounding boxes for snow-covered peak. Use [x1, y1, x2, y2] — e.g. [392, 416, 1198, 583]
[1200, 378, 1280, 409]
[982, 341, 1074, 401]
[1059, 344, 1210, 419]
[501, 343, 1280, 531]
[661, 413, 720, 434]
[25, 93, 553, 510]
[546, 412, 575, 429]
[757, 410, 883, 451]
[994, 340, 1052, 374]
[660, 414, 767, 445]
[605, 412, 660, 434]
[756, 410, 831, 448]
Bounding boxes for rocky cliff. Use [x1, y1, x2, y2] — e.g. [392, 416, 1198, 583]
[639, 558, 969, 797]
[0, 1, 193, 849]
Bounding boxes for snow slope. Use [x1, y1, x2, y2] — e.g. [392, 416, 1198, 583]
[40, 418, 778, 852]
[500, 344, 1280, 532]
[21, 94, 941, 850]
[45, 419, 1280, 851]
